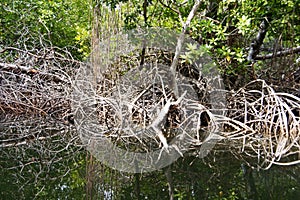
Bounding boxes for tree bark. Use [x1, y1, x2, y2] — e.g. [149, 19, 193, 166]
[247, 18, 270, 62]
[255, 46, 300, 60]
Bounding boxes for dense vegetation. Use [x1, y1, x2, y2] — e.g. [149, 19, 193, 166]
[1, 0, 300, 199]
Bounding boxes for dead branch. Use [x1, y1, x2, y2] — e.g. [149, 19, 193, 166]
[170, 0, 202, 97]
[255, 46, 300, 60]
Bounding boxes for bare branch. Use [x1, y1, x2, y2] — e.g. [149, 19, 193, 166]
[255, 46, 300, 60]
[170, 0, 202, 97]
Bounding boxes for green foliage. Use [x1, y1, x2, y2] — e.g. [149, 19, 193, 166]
[180, 43, 207, 65]
[1, 0, 299, 72]
[103, 0, 297, 84]
[0, 0, 91, 60]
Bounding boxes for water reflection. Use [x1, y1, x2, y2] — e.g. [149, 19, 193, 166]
[1, 118, 300, 199]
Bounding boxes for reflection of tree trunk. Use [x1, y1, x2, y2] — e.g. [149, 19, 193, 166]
[165, 165, 174, 200]
[242, 164, 258, 200]
[134, 159, 141, 200]
[134, 173, 141, 200]
[86, 153, 95, 200]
